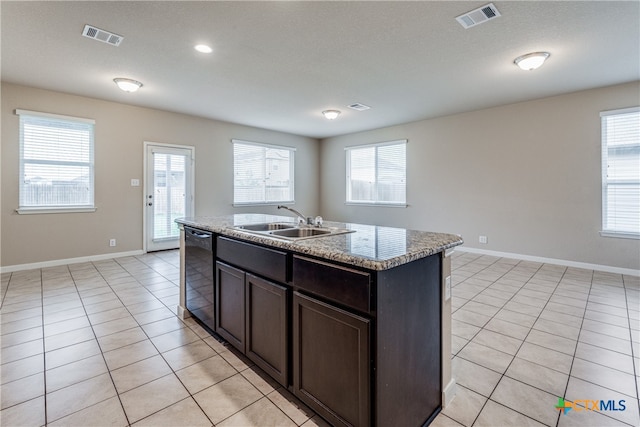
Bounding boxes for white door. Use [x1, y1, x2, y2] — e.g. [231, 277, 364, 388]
[145, 143, 194, 252]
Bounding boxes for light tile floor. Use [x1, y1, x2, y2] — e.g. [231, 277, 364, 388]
[1, 251, 324, 427]
[434, 252, 640, 427]
[0, 250, 638, 426]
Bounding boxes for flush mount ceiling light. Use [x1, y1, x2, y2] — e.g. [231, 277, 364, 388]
[194, 44, 212, 53]
[514, 52, 550, 71]
[113, 78, 143, 92]
[322, 110, 341, 120]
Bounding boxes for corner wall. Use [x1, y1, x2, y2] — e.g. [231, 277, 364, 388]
[1, 83, 319, 268]
[319, 82, 640, 271]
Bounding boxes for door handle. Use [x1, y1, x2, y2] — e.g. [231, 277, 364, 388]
[190, 231, 211, 238]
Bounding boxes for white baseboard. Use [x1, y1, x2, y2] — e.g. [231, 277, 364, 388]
[177, 305, 191, 320]
[455, 246, 640, 277]
[442, 379, 457, 409]
[0, 250, 145, 274]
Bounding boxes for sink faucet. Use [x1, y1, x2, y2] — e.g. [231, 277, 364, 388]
[277, 205, 322, 226]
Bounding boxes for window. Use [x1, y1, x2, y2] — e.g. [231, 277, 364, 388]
[17, 110, 95, 213]
[601, 107, 640, 238]
[346, 140, 407, 205]
[233, 139, 295, 205]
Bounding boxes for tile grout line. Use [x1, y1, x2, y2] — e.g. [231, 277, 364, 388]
[454, 261, 638, 427]
[108, 265, 298, 425]
[552, 267, 590, 427]
[555, 270, 639, 427]
[102, 256, 193, 426]
[38, 262, 133, 426]
[77, 260, 135, 427]
[27, 258, 180, 425]
[0, 271, 12, 309]
[115, 253, 310, 426]
[455, 261, 636, 425]
[460, 258, 557, 427]
[453, 257, 548, 358]
[622, 273, 640, 421]
[449, 257, 541, 424]
[5, 251, 636, 427]
[454, 260, 632, 425]
[40, 267, 48, 427]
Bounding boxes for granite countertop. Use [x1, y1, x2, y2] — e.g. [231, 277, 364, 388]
[176, 214, 463, 271]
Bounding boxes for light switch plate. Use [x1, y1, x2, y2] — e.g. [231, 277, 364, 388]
[131, 179, 140, 187]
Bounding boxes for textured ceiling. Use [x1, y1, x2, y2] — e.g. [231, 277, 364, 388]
[2, 1, 639, 138]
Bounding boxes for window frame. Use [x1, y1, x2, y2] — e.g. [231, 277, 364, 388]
[600, 106, 640, 239]
[232, 139, 295, 206]
[345, 139, 407, 207]
[16, 109, 96, 214]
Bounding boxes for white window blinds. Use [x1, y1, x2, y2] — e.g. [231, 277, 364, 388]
[601, 107, 640, 237]
[233, 140, 295, 205]
[346, 140, 407, 205]
[17, 110, 95, 211]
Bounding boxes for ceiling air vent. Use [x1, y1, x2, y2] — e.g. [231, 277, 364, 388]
[82, 24, 123, 46]
[456, 3, 501, 29]
[348, 103, 371, 111]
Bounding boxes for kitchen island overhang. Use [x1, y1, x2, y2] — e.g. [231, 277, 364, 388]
[176, 214, 463, 427]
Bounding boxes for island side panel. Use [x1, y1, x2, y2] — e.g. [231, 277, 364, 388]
[177, 225, 190, 319]
[441, 249, 455, 408]
[375, 253, 442, 426]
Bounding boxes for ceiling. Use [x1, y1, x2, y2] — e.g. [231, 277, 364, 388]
[2, 1, 639, 139]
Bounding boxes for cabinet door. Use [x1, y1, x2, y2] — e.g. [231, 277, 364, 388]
[215, 262, 245, 352]
[245, 274, 288, 386]
[293, 292, 370, 427]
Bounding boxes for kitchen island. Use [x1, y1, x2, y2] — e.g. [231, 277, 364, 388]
[176, 214, 463, 427]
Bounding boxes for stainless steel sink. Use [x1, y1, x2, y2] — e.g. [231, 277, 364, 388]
[233, 222, 353, 240]
[235, 222, 296, 232]
[270, 228, 332, 238]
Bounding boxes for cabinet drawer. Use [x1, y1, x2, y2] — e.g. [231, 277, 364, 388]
[217, 237, 287, 283]
[293, 255, 371, 313]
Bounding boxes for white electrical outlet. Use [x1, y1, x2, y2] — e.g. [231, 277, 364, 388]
[479, 235, 488, 244]
[131, 179, 140, 187]
[109, 239, 116, 247]
[445, 276, 451, 301]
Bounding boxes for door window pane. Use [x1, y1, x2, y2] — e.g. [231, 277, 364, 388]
[154, 153, 186, 240]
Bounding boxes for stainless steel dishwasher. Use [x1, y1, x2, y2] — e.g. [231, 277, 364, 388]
[184, 226, 215, 331]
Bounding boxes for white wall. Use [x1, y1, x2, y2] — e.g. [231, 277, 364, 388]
[319, 82, 640, 271]
[1, 83, 319, 267]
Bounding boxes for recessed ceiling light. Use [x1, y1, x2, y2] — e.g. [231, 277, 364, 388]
[194, 44, 213, 53]
[514, 52, 550, 71]
[322, 110, 341, 120]
[113, 78, 143, 92]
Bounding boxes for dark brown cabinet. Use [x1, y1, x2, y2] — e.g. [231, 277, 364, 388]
[245, 273, 288, 386]
[292, 291, 370, 427]
[215, 260, 289, 387]
[185, 230, 446, 427]
[215, 261, 246, 351]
